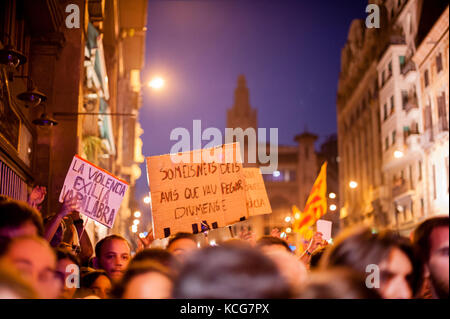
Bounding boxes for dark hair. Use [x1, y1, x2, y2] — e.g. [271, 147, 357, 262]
[95, 234, 131, 258]
[81, 269, 110, 288]
[321, 227, 421, 295]
[167, 232, 197, 249]
[309, 247, 326, 270]
[0, 200, 44, 237]
[297, 267, 381, 299]
[72, 268, 111, 299]
[412, 216, 449, 264]
[55, 247, 81, 267]
[256, 236, 291, 252]
[130, 248, 180, 272]
[112, 261, 173, 298]
[173, 245, 293, 299]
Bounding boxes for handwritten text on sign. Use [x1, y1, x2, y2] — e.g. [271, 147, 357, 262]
[59, 155, 128, 228]
[243, 167, 272, 216]
[147, 143, 247, 238]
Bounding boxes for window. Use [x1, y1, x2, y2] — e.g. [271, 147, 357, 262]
[437, 92, 448, 131]
[383, 103, 388, 120]
[399, 56, 406, 67]
[418, 160, 422, 181]
[402, 90, 408, 110]
[409, 165, 414, 189]
[381, 70, 385, 86]
[385, 137, 389, 150]
[388, 61, 393, 77]
[390, 95, 395, 114]
[392, 130, 396, 145]
[420, 198, 424, 216]
[436, 53, 443, 73]
[424, 69, 429, 87]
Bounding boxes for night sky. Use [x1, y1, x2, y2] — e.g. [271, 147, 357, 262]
[135, 0, 367, 210]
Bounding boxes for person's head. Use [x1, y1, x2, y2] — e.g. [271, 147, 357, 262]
[263, 248, 308, 294]
[113, 261, 173, 299]
[412, 216, 449, 299]
[0, 262, 37, 298]
[309, 247, 327, 270]
[297, 267, 381, 299]
[75, 269, 112, 299]
[94, 235, 131, 283]
[166, 232, 198, 261]
[0, 236, 60, 298]
[173, 245, 293, 298]
[256, 236, 291, 254]
[0, 200, 44, 240]
[320, 227, 419, 299]
[55, 248, 80, 299]
[130, 248, 180, 273]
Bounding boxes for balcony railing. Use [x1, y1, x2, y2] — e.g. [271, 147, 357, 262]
[401, 59, 416, 76]
[392, 178, 411, 198]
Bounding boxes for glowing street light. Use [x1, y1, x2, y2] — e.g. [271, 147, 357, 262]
[349, 181, 358, 189]
[329, 192, 336, 199]
[284, 216, 291, 223]
[133, 219, 140, 225]
[148, 77, 165, 90]
[131, 225, 138, 233]
[286, 227, 292, 233]
[143, 196, 151, 204]
[394, 150, 404, 158]
[134, 211, 141, 218]
[329, 204, 337, 211]
[139, 232, 145, 238]
[294, 213, 300, 220]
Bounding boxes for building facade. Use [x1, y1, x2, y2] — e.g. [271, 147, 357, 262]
[0, 0, 147, 244]
[337, 0, 449, 235]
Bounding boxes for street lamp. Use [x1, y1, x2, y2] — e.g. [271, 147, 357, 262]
[349, 181, 358, 189]
[143, 196, 151, 204]
[330, 204, 337, 211]
[329, 192, 336, 199]
[148, 77, 165, 90]
[134, 211, 141, 218]
[394, 150, 404, 158]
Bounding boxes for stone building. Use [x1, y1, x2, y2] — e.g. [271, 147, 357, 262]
[412, 6, 449, 222]
[226, 75, 340, 246]
[0, 0, 147, 244]
[337, 0, 448, 235]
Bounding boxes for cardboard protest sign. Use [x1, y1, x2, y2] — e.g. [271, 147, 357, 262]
[146, 143, 248, 239]
[59, 155, 129, 228]
[243, 167, 272, 216]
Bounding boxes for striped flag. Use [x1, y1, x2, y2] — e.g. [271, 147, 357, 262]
[293, 162, 327, 240]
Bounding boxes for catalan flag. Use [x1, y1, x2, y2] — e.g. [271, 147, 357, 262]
[293, 162, 327, 240]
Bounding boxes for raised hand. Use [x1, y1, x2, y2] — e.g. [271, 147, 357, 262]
[58, 194, 80, 218]
[27, 186, 47, 209]
[137, 228, 155, 251]
[238, 226, 256, 245]
[271, 227, 289, 241]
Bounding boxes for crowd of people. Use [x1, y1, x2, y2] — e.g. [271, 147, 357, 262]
[0, 186, 448, 299]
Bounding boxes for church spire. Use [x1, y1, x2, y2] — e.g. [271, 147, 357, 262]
[232, 74, 251, 113]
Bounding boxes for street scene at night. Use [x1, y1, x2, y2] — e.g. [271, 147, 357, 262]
[0, 0, 449, 310]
